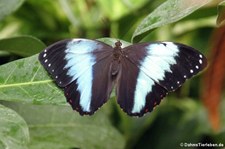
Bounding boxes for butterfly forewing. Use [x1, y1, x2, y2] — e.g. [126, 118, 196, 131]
[116, 42, 207, 116]
[39, 39, 114, 115]
[39, 39, 73, 86]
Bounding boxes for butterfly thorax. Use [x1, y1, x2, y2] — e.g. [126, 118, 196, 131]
[111, 41, 124, 76]
[113, 41, 123, 60]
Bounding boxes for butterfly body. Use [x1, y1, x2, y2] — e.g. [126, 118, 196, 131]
[39, 38, 207, 116]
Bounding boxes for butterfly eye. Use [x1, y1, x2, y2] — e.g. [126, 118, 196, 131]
[115, 41, 122, 47]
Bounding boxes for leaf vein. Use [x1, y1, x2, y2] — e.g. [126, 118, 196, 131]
[0, 80, 53, 89]
[18, 86, 32, 98]
[30, 65, 41, 82]
[3, 66, 16, 85]
[47, 83, 61, 94]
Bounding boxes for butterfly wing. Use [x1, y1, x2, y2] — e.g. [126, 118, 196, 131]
[39, 39, 114, 115]
[116, 42, 207, 116]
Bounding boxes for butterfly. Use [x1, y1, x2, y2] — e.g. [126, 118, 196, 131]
[39, 38, 207, 117]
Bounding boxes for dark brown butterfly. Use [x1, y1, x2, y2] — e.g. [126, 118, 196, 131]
[39, 39, 207, 116]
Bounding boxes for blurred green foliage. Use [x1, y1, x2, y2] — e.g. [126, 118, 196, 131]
[0, 0, 224, 149]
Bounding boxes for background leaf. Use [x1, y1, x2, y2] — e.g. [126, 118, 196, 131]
[2, 102, 125, 149]
[0, 104, 29, 149]
[217, 0, 225, 26]
[0, 36, 46, 57]
[132, 0, 212, 42]
[0, 0, 25, 21]
[97, 37, 131, 47]
[96, 0, 148, 21]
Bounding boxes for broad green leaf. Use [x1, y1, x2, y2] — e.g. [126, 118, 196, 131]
[97, 37, 131, 47]
[2, 102, 125, 149]
[0, 38, 129, 105]
[0, 104, 29, 149]
[132, 0, 212, 42]
[0, 37, 126, 149]
[0, 36, 46, 57]
[0, 54, 65, 105]
[97, 0, 148, 21]
[217, 0, 225, 26]
[0, 0, 25, 21]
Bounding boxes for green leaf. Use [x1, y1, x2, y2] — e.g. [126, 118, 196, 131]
[132, 0, 212, 42]
[0, 0, 25, 21]
[0, 54, 65, 105]
[97, 0, 148, 21]
[2, 102, 125, 149]
[0, 37, 127, 148]
[217, 0, 225, 26]
[0, 36, 46, 57]
[97, 37, 131, 47]
[0, 104, 29, 149]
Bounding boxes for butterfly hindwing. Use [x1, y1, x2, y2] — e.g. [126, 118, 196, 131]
[116, 55, 140, 115]
[39, 39, 114, 115]
[116, 42, 207, 116]
[116, 51, 168, 116]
